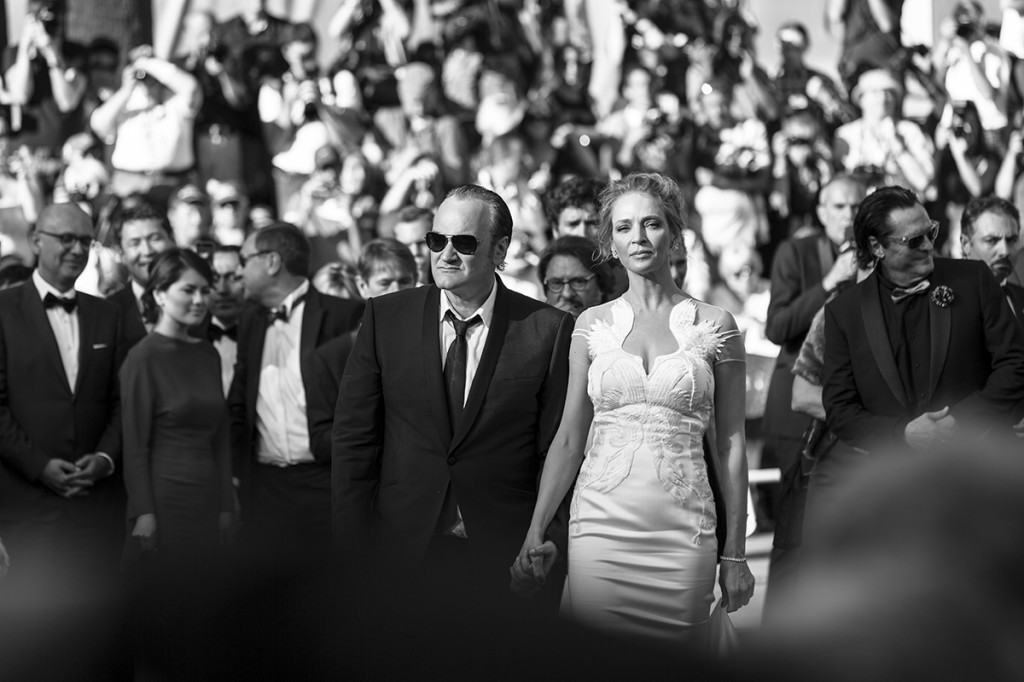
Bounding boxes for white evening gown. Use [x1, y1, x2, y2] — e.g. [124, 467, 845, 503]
[562, 297, 744, 647]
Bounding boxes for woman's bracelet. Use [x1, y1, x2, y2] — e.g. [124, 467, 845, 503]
[720, 555, 747, 563]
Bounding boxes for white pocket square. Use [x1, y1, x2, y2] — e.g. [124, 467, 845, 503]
[92, 343, 110, 350]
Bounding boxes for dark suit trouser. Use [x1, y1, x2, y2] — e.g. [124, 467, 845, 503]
[244, 461, 332, 555]
[0, 506, 122, 584]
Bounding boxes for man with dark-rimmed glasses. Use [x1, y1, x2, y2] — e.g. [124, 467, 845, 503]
[815, 186, 1024, 524]
[0, 203, 126, 583]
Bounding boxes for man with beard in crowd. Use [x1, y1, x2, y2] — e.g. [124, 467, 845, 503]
[960, 196, 1024, 324]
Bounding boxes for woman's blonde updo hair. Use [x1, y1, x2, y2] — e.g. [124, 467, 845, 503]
[595, 172, 688, 262]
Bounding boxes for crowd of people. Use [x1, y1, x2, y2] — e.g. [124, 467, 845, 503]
[2, 0, 1024, 679]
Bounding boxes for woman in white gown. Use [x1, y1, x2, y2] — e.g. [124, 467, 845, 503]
[514, 172, 755, 647]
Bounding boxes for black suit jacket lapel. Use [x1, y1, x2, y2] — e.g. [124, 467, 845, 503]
[21, 281, 72, 395]
[1006, 283, 1024, 321]
[422, 287, 452, 445]
[927, 283, 952, 400]
[113, 286, 146, 341]
[74, 295, 99, 398]
[859, 274, 910, 410]
[300, 289, 325, 390]
[244, 304, 269, 427]
[451, 278, 509, 452]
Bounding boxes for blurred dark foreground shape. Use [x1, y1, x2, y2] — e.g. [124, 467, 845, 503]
[750, 443, 1024, 682]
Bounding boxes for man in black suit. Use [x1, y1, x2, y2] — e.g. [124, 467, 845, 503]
[960, 196, 1024, 324]
[820, 187, 1024, 510]
[229, 223, 363, 553]
[0, 203, 125, 580]
[207, 244, 245, 396]
[106, 200, 175, 348]
[762, 174, 865, 608]
[332, 185, 573, 601]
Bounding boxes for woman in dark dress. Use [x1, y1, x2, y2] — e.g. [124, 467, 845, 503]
[121, 249, 236, 558]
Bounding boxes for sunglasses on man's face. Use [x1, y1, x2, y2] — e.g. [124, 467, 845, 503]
[890, 221, 939, 250]
[424, 232, 480, 255]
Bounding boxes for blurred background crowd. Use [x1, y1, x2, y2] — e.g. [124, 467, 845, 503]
[0, 0, 1023, 527]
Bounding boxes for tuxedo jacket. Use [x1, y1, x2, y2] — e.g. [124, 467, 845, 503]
[823, 258, 1024, 453]
[107, 285, 148, 349]
[0, 281, 125, 522]
[310, 330, 357, 442]
[763, 233, 835, 455]
[332, 279, 573, 574]
[1006, 282, 1024, 328]
[228, 289, 364, 482]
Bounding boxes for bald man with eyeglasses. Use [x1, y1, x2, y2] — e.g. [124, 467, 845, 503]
[0, 203, 126, 583]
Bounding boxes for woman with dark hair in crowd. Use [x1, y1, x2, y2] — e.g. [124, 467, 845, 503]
[121, 248, 235, 560]
[515, 172, 754, 648]
[537, 235, 615, 318]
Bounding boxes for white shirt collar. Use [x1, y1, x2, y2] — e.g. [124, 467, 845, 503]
[438, 277, 497, 329]
[279, 279, 310, 314]
[33, 270, 76, 301]
[131, 279, 146, 305]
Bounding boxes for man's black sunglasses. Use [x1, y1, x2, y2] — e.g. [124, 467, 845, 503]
[424, 232, 479, 255]
[889, 221, 939, 250]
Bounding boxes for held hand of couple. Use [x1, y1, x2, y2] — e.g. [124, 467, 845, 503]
[509, 538, 559, 598]
[719, 560, 755, 614]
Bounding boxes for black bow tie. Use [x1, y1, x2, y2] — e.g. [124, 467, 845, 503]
[891, 280, 930, 304]
[208, 324, 238, 342]
[43, 292, 77, 313]
[267, 306, 290, 324]
[266, 293, 306, 325]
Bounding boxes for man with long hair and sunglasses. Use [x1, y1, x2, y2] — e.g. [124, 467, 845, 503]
[815, 186, 1024, 523]
[333, 184, 573, 609]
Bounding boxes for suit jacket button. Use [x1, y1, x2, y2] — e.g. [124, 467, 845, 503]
[447, 456, 456, 465]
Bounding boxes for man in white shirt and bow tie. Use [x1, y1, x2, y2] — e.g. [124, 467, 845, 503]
[229, 223, 363, 555]
[206, 244, 245, 396]
[0, 203, 125, 581]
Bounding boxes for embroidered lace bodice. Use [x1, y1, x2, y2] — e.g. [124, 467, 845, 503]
[570, 297, 743, 539]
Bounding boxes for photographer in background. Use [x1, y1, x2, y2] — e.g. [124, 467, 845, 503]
[2, 0, 86, 189]
[833, 69, 935, 197]
[772, 22, 856, 133]
[934, 1, 1011, 141]
[90, 44, 202, 207]
[934, 100, 1001, 256]
[692, 79, 772, 257]
[177, 9, 252, 196]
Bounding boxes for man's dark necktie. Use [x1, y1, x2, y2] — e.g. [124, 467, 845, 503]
[208, 325, 238, 342]
[891, 279, 930, 304]
[43, 293, 76, 313]
[444, 311, 481, 430]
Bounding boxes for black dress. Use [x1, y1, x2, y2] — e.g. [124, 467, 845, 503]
[121, 333, 233, 556]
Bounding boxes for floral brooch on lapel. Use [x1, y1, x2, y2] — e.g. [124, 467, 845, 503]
[930, 285, 954, 308]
